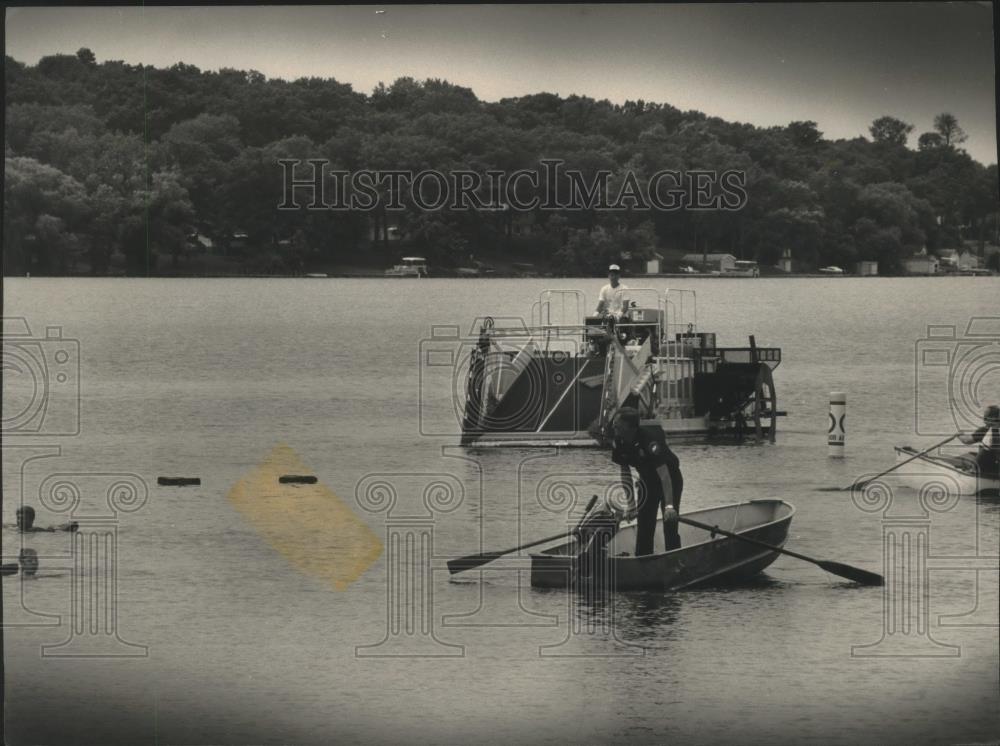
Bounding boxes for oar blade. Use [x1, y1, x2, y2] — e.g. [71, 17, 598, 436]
[447, 552, 504, 575]
[818, 559, 883, 586]
[816, 479, 871, 493]
[449, 496, 599, 577]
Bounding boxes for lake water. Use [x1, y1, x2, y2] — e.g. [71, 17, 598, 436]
[2, 276, 998, 745]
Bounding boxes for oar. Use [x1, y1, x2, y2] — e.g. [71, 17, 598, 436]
[676, 514, 883, 586]
[816, 432, 960, 492]
[448, 495, 599, 575]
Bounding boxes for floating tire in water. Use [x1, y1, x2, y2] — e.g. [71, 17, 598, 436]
[279, 475, 318, 484]
[157, 477, 201, 486]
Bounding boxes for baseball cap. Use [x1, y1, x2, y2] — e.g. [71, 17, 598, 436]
[608, 264, 621, 272]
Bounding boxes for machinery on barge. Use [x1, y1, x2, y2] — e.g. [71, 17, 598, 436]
[458, 288, 783, 447]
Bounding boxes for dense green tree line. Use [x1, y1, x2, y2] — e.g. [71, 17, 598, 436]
[4, 49, 998, 275]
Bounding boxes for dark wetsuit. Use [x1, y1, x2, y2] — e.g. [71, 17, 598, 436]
[612, 424, 684, 555]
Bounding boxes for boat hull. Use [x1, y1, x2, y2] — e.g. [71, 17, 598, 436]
[530, 499, 794, 591]
[460, 351, 779, 447]
[893, 447, 1000, 495]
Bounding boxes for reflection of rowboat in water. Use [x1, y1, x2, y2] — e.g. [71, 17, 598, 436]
[529, 499, 794, 591]
[892, 446, 1000, 495]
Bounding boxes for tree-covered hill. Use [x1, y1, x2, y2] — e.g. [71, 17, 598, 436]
[4, 49, 998, 276]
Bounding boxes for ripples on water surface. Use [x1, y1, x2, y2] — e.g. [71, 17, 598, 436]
[3, 277, 998, 744]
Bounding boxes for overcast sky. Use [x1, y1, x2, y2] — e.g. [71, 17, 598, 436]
[6, 3, 997, 165]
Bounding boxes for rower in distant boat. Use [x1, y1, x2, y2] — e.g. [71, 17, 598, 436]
[3, 505, 78, 533]
[610, 407, 684, 555]
[958, 405, 1000, 478]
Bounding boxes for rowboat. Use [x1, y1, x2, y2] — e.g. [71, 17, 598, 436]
[893, 446, 1000, 495]
[529, 499, 794, 591]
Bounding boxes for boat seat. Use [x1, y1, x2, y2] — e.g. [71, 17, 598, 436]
[937, 456, 977, 473]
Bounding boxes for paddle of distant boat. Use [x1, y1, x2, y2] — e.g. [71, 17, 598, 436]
[892, 446, 1000, 496]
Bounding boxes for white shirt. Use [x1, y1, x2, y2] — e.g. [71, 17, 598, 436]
[598, 282, 629, 316]
[977, 425, 999, 450]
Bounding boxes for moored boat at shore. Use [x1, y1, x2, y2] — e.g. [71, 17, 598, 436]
[892, 446, 1000, 495]
[529, 499, 794, 590]
[720, 260, 760, 277]
[385, 257, 428, 277]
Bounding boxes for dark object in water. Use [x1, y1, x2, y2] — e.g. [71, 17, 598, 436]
[19, 549, 39, 576]
[157, 477, 201, 486]
[279, 475, 318, 484]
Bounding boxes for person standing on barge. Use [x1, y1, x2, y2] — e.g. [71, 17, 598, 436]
[595, 264, 629, 319]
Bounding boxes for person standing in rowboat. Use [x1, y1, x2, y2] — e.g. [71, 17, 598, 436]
[959, 405, 1000, 478]
[610, 407, 684, 555]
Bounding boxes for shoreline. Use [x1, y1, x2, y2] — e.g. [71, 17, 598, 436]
[6, 270, 996, 280]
